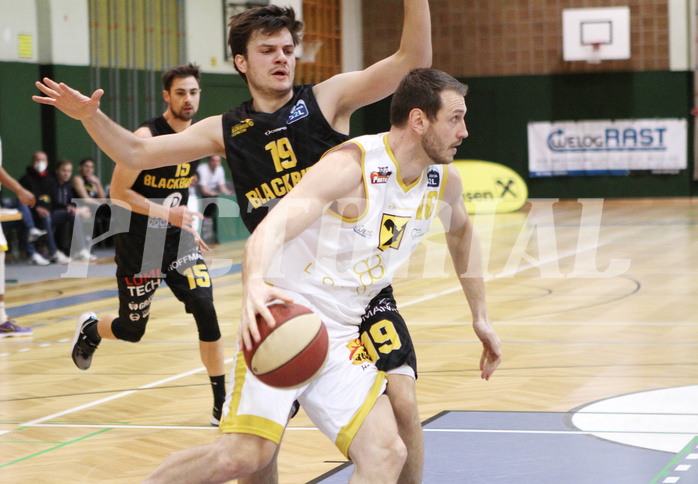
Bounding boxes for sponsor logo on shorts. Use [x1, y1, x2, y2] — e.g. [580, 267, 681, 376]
[125, 278, 161, 297]
[168, 250, 202, 271]
[361, 300, 397, 321]
[347, 338, 372, 365]
[128, 295, 154, 312]
[125, 270, 162, 285]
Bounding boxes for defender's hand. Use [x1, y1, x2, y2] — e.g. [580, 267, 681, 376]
[33, 78, 103, 120]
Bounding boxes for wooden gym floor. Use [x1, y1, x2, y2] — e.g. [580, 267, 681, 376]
[1, 198, 697, 483]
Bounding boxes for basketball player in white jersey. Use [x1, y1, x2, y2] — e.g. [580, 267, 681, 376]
[134, 68, 502, 483]
[33, 4, 435, 481]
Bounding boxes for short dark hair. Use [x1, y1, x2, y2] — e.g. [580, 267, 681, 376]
[79, 157, 94, 167]
[56, 159, 73, 170]
[227, 5, 303, 83]
[390, 69, 469, 128]
[162, 63, 201, 91]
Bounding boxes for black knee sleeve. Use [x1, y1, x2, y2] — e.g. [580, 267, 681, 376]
[190, 298, 221, 342]
[111, 316, 147, 343]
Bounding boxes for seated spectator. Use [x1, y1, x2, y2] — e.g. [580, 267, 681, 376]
[196, 155, 233, 243]
[53, 159, 95, 261]
[71, 157, 111, 244]
[19, 153, 94, 264]
[197, 155, 233, 198]
[19, 152, 70, 265]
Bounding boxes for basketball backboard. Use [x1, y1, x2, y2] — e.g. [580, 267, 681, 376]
[562, 7, 630, 63]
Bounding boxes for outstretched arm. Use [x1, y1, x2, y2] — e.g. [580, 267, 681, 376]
[0, 139, 35, 207]
[240, 146, 364, 350]
[0, 168, 35, 208]
[32, 78, 225, 170]
[314, 0, 432, 133]
[109, 127, 208, 249]
[440, 165, 502, 380]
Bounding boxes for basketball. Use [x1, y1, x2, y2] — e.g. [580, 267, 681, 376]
[243, 303, 329, 388]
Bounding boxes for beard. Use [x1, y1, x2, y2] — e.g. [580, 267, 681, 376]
[172, 105, 195, 122]
[421, 126, 454, 165]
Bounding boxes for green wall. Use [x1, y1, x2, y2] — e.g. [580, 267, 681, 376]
[0, 62, 43, 183]
[0, 61, 252, 193]
[4, 63, 694, 201]
[362, 70, 695, 199]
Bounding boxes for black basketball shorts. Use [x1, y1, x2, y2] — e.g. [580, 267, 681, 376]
[359, 285, 417, 379]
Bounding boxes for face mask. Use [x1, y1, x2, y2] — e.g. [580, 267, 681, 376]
[34, 161, 47, 173]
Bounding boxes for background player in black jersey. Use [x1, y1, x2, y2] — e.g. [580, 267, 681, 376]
[69, 64, 227, 426]
[34, 2, 431, 481]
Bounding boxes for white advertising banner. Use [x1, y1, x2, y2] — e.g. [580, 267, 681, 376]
[527, 118, 687, 177]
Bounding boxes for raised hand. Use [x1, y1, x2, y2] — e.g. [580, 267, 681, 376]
[32, 78, 103, 120]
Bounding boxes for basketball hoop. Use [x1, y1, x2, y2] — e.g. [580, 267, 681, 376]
[299, 40, 323, 64]
[586, 42, 602, 64]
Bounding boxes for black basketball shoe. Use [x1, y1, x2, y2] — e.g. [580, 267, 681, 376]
[71, 312, 101, 370]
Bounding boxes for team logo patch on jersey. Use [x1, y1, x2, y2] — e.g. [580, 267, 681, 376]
[287, 100, 309, 124]
[231, 118, 254, 137]
[370, 167, 392, 184]
[378, 214, 411, 251]
[347, 338, 372, 365]
[427, 168, 440, 187]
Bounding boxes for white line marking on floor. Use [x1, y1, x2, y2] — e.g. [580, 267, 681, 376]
[17, 357, 237, 430]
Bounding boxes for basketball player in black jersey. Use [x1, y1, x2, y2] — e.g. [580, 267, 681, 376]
[35, 2, 431, 481]
[69, 64, 227, 426]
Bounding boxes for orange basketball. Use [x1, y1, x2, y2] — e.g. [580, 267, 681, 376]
[243, 303, 329, 388]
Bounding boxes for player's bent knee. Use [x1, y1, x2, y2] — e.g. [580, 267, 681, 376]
[389, 434, 408, 469]
[355, 434, 406, 478]
[111, 317, 146, 342]
[192, 299, 221, 342]
[213, 434, 277, 479]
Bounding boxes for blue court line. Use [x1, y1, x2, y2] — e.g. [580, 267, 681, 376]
[6, 263, 242, 320]
[7, 289, 119, 319]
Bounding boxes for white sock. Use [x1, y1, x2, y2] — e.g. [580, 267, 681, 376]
[0, 302, 7, 322]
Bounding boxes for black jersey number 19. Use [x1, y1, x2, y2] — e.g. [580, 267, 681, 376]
[361, 319, 402, 363]
[265, 138, 297, 172]
[175, 163, 191, 177]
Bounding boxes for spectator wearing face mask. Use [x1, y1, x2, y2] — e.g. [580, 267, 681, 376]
[19, 152, 71, 265]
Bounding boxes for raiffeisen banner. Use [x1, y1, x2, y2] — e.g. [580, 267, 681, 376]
[453, 160, 528, 214]
[527, 118, 687, 177]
